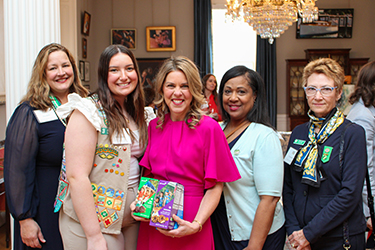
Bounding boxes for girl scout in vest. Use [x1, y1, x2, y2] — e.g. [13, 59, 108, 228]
[54, 45, 155, 250]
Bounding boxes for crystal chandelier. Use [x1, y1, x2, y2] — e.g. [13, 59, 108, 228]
[225, 0, 319, 44]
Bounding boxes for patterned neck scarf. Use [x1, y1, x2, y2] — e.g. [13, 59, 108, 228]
[49, 95, 66, 126]
[294, 108, 344, 187]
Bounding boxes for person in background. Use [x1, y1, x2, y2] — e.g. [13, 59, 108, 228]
[143, 85, 156, 114]
[283, 58, 367, 250]
[4, 43, 88, 249]
[55, 45, 155, 250]
[202, 74, 222, 121]
[131, 56, 240, 250]
[347, 61, 375, 242]
[211, 65, 285, 250]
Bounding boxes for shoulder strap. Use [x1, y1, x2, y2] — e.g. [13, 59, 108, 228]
[339, 122, 352, 249]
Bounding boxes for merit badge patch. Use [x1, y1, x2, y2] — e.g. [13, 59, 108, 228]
[103, 216, 113, 228]
[100, 208, 110, 220]
[113, 199, 123, 211]
[105, 197, 114, 209]
[321, 146, 333, 163]
[110, 212, 119, 223]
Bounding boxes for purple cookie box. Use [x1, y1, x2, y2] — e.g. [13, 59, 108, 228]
[149, 180, 184, 230]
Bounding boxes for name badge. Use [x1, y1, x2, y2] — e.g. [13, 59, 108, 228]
[33, 109, 58, 123]
[293, 139, 306, 146]
[284, 147, 298, 165]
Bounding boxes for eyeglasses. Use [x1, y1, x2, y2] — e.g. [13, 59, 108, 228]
[303, 86, 337, 96]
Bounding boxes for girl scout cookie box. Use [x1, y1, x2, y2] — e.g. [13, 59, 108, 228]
[149, 180, 184, 230]
[133, 177, 159, 219]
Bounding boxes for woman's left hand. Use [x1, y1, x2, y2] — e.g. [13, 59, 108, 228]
[288, 229, 310, 250]
[130, 201, 150, 222]
[156, 215, 200, 238]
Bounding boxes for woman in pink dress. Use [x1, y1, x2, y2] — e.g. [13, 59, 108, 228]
[131, 56, 240, 250]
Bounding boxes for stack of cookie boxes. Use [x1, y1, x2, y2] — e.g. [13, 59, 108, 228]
[134, 177, 184, 229]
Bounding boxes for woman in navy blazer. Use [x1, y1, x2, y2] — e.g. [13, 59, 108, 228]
[283, 58, 367, 250]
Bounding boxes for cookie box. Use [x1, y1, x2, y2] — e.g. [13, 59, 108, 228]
[149, 180, 184, 230]
[133, 177, 159, 219]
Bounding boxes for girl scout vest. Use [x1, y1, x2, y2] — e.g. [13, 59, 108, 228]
[54, 95, 132, 234]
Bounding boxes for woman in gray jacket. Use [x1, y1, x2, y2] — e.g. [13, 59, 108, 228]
[347, 61, 375, 232]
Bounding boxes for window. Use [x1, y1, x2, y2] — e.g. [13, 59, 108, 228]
[212, 9, 257, 84]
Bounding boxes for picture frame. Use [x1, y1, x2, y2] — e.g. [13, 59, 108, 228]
[82, 11, 91, 36]
[296, 9, 353, 39]
[79, 61, 85, 81]
[84, 62, 90, 82]
[146, 26, 176, 52]
[82, 38, 87, 58]
[111, 29, 136, 49]
[137, 58, 166, 88]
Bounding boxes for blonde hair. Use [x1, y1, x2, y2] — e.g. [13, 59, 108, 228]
[302, 57, 345, 92]
[153, 56, 205, 129]
[21, 43, 88, 110]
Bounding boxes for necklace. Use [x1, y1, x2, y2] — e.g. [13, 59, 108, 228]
[224, 120, 250, 140]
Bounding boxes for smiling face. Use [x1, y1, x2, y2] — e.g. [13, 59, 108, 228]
[163, 70, 193, 121]
[223, 75, 256, 124]
[107, 53, 138, 104]
[306, 73, 342, 118]
[205, 75, 217, 92]
[45, 51, 74, 100]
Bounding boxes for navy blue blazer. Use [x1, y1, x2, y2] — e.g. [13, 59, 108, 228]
[283, 119, 367, 244]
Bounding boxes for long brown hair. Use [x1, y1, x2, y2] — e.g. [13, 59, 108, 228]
[21, 43, 88, 110]
[349, 61, 375, 107]
[96, 44, 147, 146]
[202, 73, 218, 101]
[153, 56, 205, 129]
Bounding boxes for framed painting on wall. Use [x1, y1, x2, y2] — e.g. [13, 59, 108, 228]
[79, 61, 85, 81]
[137, 58, 166, 88]
[296, 9, 353, 39]
[82, 11, 91, 36]
[82, 38, 87, 58]
[146, 26, 176, 52]
[84, 62, 90, 82]
[111, 29, 136, 49]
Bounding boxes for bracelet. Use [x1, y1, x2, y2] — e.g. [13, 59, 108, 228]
[192, 219, 202, 232]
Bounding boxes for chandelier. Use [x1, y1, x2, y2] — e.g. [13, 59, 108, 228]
[225, 0, 319, 44]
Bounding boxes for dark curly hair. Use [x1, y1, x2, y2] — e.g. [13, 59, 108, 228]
[349, 61, 375, 107]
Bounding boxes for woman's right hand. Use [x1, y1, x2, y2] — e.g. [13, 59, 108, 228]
[19, 218, 46, 248]
[367, 217, 373, 230]
[130, 201, 150, 222]
[87, 233, 108, 250]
